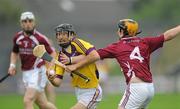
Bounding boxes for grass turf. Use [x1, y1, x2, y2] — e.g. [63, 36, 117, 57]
[0, 93, 180, 109]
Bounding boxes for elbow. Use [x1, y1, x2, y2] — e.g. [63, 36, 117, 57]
[89, 50, 100, 60]
[164, 25, 180, 41]
[164, 32, 176, 41]
[50, 78, 62, 87]
[52, 83, 60, 87]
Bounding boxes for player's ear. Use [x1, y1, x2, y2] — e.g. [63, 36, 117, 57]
[117, 30, 120, 36]
[20, 21, 23, 28]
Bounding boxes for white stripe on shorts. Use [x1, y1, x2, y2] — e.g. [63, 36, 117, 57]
[121, 84, 131, 108]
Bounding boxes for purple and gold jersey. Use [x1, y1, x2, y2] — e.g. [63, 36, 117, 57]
[54, 37, 99, 88]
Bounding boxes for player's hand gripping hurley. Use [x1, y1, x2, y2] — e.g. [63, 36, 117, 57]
[33, 45, 90, 83]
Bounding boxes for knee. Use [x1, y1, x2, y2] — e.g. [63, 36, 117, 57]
[38, 103, 46, 109]
[23, 96, 34, 105]
[37, 101, 53, 109]
[36, 101, 47, 108]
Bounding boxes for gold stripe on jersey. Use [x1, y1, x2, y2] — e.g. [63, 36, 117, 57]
[71, 38, 94, 55]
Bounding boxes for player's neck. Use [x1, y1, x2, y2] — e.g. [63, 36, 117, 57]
[23, 32, 30, 37]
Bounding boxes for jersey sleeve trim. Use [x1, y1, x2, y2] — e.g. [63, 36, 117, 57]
[56, 75, 63, 79]
[86, 47, 96, 55]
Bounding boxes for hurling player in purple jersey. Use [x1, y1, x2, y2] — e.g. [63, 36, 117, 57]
[65, 19, 180, 109]
[8, 12, 57, 109]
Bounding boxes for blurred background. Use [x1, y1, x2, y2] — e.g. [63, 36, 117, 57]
[0, 0, 180, 109]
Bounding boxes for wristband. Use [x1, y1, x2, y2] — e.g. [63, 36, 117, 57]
[10, 63, 16, 68]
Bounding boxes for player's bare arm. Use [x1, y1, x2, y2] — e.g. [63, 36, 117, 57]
[49, 77, 62, 87]
[65, 50, 100, 72]
[71, 55, 86, 64]
[8, 52, 19, 76]
[46, 71, 63, 87]
[60, 53, 86, 64]
[164, 25, 180, 41]
[46, 61, 63, 87]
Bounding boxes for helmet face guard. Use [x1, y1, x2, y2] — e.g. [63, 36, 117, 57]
[118, 21, 129, 36]
[117, 19, 141, 37]
[55, 23, 75, 48]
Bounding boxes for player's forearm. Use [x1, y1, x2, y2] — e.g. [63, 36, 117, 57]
[50, 51, 56, 58]
[164, 25, 180, 41]
[49, 77, 62, 87]
[10, 52, 18, 66]
[71, 55, 86, 64]
[46, 51, 57, 69]
[75, 50, 100, 69]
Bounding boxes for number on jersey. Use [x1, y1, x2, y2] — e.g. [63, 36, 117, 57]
[130, 46, 144, 63]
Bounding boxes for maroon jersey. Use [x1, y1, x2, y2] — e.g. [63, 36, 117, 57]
[98, 35, 164, 84]
[12, 30, 54, 71]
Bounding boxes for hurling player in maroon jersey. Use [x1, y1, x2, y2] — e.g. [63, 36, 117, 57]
[8, 12, 57, 109]
[65, 19, 180, 109]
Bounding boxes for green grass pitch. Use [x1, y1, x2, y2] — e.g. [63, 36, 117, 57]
[0, 93, 180, 109]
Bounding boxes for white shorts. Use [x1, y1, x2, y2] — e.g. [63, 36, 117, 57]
[75, 85, 102, 109]
[22, 66, 48, 92]
[119, 83, 154, 109]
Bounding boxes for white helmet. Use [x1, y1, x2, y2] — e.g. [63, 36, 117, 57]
[20, 12, 35, 21]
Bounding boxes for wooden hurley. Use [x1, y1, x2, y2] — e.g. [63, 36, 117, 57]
[33, 45, 90, 83]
